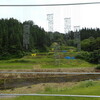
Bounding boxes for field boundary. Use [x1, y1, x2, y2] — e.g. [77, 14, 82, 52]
[0, 72, 100, 74]
[0, 94, 100, 98]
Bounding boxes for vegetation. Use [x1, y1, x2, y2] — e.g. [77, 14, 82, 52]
[95, 64, 100, 70]
[75, 49, 100, 64]
[0, 18, 100, 64]
[67, 28, 100, 41]
[67, 30, 100, 64]
[0, 17, 100, 100]
[0, 18, 66, 59]
[0, 80, 100, 100]
[0, 51, 96, 70]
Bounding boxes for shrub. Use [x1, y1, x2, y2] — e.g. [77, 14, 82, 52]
[76, 50, 100, 64]
[0, 52, 11, 60]
[78, 80, 95, 88]
[75, 51, 90, 61]
[88, 50, 100, 64]
[95, 64, 100, 70]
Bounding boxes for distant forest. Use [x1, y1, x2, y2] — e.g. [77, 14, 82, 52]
[0, 18, 100, 62]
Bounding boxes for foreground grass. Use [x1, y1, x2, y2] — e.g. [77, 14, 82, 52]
[42, 80, 100, 95]
[0, 80, 100, 100]
[1, 96, 100, 100]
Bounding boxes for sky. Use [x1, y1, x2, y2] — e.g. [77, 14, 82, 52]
[0, 0, 100, 33]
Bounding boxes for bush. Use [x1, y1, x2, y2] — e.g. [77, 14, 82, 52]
[95, 64, 100, 70]
[0, 51, 26, 60]
[0, 52, 11, 60]
[15, 51, 25, 58]
[76, 50, 100, 64]
[81, 37, 100, 52]
[88, 50, 100, 64]
[75, 51, 90, 61]
[78, 80, 95, 88]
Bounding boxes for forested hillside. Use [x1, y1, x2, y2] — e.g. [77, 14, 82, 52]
[0, 18, 52, 59]
[0, 18, 67, 58]
[0, 18, 100, 63]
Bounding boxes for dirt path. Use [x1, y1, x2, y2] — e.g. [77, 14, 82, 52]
[0, 67, 97, 72]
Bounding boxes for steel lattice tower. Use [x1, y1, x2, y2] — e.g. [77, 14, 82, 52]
[53, 42, 60, 65]
[64, 18, 71, 34]
[47, 14, 53, 32]
[74, 26, 81, 51]
[23, 24, 30, 50]
[47, 14, 60, 65]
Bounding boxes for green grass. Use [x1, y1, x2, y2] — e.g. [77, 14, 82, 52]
[0, 51, 96, 70]
[40, 80, 100, 95]
[0, 63, 34, 70]
[1, 96, 99, 100]
[0, 58, 95, 69]
[0, 80, 100, 100]
[42, 59, 95, 68]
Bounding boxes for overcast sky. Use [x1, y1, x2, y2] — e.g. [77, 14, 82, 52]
[0, 0, 100, 33]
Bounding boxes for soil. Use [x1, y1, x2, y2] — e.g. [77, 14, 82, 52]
[0, 67, 96, 72]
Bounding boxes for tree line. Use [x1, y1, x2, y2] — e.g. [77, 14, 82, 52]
[0, 18, 65, 59]
[0, 18, 100, 63]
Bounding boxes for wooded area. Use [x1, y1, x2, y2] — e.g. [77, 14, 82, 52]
[0, 18, 100, 63]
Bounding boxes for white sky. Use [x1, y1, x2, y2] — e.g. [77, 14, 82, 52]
[0, 0, 100, 33]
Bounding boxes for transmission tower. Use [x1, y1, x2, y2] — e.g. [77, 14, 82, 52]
[23, 24, 30, 50]
[47, 14, 61, 65]
[64, 18, 71, 34]
[47, 14, 53, 32]
[53, 42, 60, 65]
[74, 26, 81, 51]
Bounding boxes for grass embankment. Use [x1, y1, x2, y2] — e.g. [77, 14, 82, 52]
[0, 80, 100, 100]
[0, 51, 96, 70]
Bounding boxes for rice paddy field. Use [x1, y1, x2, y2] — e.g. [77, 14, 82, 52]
[0, 51, 96, 70]
[0, 80, 100, 100]
[0, 49, 99, 100]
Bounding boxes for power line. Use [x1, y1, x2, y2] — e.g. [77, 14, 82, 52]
[0, 72, 100, 74]
[0, 94, 100, 98]
[0, 2, 100, 7]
